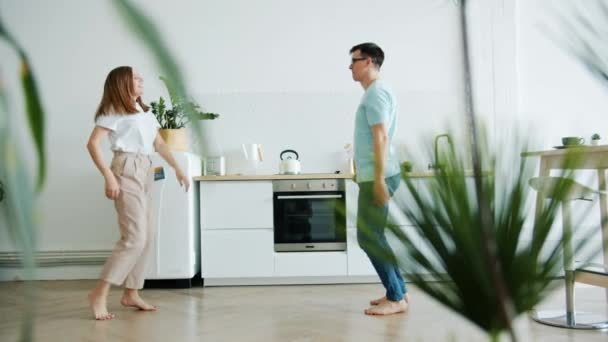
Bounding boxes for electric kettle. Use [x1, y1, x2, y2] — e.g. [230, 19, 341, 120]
[279, 149, 301, 175]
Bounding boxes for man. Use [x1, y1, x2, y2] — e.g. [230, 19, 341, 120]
[350, 42, 408, 315]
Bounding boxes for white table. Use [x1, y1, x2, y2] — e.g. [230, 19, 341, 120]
[523, 145, 608, 328]
[522, 145, 608, 266]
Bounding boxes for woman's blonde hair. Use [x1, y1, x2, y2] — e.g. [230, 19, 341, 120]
[94, 66, 149, 120]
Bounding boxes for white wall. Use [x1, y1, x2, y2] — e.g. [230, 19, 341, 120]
[0, 0, 469, 254]
[518, 0, 608, 148]
[2, 0, 605, 270]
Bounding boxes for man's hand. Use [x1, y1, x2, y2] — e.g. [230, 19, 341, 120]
[373, 180, 389, 207]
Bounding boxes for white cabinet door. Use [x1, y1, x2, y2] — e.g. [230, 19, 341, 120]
[201, 229, 274, 278]
[274, 252, 347, 277]
[346, 180, 358, 228]
[346, 228, 377, 276]
[200, 181, 273, 229]
[388, 180, 417, 226]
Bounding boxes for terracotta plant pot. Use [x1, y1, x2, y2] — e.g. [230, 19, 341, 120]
[159, 128, 188, 151]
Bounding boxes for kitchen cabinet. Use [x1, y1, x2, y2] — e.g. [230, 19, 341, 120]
[197, 174, 437, 285]
[346, 179, 418, 228]
[347, 228, 377, 276]
[201, 229, 274, 278]
[274, 252, 347, 277]
[200, 181, 273, 229]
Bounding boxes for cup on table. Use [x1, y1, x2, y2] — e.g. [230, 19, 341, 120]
[561, 136, 585, 146]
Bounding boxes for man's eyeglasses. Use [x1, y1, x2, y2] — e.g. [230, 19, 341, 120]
[350, 57, 368, 65]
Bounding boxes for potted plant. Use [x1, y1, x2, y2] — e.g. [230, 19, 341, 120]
[591, 133, 601, 146]
[150, 76, 219, 151]
[400, 161, 413, 177]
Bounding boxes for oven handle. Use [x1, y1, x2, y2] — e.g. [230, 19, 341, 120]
[276, 194, 343, 200]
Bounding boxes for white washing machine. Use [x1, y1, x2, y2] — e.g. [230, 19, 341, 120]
[145, 151, 201, 287]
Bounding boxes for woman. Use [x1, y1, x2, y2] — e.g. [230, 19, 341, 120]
[86, 66, 190, 320]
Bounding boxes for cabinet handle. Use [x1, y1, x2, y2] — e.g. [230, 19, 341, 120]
[277, 194, 343, 199]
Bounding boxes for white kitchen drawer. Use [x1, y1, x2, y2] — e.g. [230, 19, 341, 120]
[200, 181, 273, 229]
[274, 251, 347, 277]
[201, 229, 274, 278]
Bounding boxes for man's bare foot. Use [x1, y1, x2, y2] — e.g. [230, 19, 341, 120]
[370, 293, 409, 306]
[88, 291, 115, 320]
[364, 299, 408, 316]
[370, 296, 387, 305]
[120, 294, 157, 311]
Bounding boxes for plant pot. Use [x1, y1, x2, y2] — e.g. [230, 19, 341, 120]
[160, 128, 188, 151]
[591, 139, 600, 146]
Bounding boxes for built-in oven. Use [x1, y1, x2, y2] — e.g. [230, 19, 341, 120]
[273, 179, 346, 252]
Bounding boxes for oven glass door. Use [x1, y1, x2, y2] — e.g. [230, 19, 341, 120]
[274, 191, 346, 251]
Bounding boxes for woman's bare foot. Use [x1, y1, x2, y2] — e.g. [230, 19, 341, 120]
[364, 299, 408, 315]
[88, 291, 114, 320]
[120, 290, 157, 311]
[88, 280, 114, 320]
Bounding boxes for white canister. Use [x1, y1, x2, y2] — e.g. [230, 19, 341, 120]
[204, 156, 225, 176]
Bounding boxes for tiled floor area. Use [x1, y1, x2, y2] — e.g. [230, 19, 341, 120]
[0, 280, 607, 341]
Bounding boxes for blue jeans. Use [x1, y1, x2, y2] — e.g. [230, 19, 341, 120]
[357, 174, 406, 301]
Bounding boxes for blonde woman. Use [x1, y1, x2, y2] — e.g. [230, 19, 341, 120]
[86, 66, 190, 320]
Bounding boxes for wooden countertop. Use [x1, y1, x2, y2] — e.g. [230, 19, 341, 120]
[194, 173, 354, 181]
[194, 170, 487, 181]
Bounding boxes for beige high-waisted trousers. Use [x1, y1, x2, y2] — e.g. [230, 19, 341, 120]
[99, 151, 154, 289]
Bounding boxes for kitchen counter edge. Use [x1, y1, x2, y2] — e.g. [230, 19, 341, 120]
[194, 170, 489, 181]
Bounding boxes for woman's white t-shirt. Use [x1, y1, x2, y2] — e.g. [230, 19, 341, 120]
[95, 111, 161, 155]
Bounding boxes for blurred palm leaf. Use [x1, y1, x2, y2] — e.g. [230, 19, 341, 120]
[0, 19, 46, 191]
[112, 0, 206, 144]
[546, 1, 608, 86]
[0, 14, 46, 342]
[0, 56, 38, 342]
[386, 136, 596, 338]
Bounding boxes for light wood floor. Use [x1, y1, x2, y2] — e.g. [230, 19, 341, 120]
[0, 280, 607, 341]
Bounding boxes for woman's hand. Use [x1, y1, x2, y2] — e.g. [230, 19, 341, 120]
[104, 173, 120, 200]
[176, 169, 190, 192]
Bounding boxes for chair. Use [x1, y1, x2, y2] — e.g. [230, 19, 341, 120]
[528, 176, 608, 329]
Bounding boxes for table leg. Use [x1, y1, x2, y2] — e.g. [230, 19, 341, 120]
[597, 168, 608, 301]
[534, 158, 550, 224]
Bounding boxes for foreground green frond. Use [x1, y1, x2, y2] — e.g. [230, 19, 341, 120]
[386, 135, 599, 336]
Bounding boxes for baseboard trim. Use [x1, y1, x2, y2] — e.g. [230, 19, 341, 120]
[0, 250, 110, 267]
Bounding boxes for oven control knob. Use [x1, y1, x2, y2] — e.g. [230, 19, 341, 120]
[291, 183, 296, 190]
[307, 182, 312, 189]
[322, 183, 326, 189]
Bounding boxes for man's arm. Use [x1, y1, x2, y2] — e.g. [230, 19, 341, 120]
[371, 123, 389, 206]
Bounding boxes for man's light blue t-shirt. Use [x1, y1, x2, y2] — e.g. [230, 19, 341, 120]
[353, 79, 400, 183]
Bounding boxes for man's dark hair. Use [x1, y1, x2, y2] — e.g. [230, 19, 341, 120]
[350, 42, 384, 68]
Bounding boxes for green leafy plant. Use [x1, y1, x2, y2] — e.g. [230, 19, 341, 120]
[592, 133, 601, 140]
[150, 76, 219, 129]
[386, 134, 594, 341]
[378, 1, 603, 340]
[400, 161, 413, 176]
